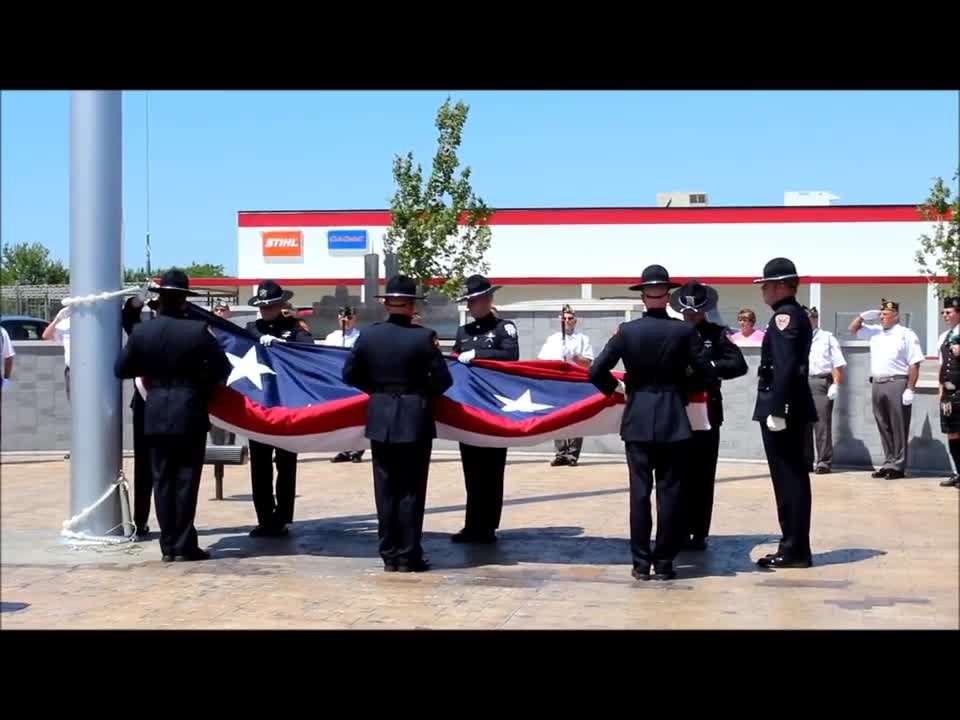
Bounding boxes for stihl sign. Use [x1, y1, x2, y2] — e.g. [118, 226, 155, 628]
[261, 231, 303, 257]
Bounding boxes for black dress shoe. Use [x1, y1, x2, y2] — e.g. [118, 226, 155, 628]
[175, 548, 211, 562]
[566, 458, 579, 467]
[652, 564, 676, 580]
[451, 528, 497, 544]
[351, 453, 363, 463]
[161, 554, 176, 563]
[396, 559, 431, 573]
[550, 456, 568, 467]
[331, 452, 352, 463]
[940, 474, 960, 487]
[757, 554, 812, 569]
[815, 466, 831, 475]
[135, 526, 151, 540]
[249, 525, 288, 538]
[885, 470, 905, 479]
[631, 565, 650, 581]
[871, 469, 888, 478]
[383, 562, 398, 572]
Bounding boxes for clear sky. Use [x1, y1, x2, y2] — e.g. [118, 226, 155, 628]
[1, 90, 957, 276]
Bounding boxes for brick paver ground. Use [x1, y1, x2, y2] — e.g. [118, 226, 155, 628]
[1, 451, 957, 629]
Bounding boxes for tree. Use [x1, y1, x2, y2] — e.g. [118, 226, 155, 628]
[383, 97, 493, 297]
[915, 171, 960, 297]
[124, 262, 226, 283]
[0, 242, 69, 285]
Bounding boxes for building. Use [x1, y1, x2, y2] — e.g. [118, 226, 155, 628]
[184, 204, 951, 355]
[656, 191, 709, 207]
[784, 191, 840, 206]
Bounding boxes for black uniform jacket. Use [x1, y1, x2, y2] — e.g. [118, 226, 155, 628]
[453, 313, 520, 361]
[689, 320, 748, 429]
[114, 311, 230, 437]
[589, 308, 714, 443]
[752, 296, 817, 425]
[342, 315, 454, 444]
[245, 315, 314, 343]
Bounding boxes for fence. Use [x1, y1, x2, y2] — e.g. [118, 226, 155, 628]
[0, 284, 71, 320]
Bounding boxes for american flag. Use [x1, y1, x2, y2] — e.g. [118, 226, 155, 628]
[137, 307, 710, 452]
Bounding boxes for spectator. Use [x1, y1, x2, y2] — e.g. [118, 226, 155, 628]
[42, 306, 72, 402]
[730, 307, 765, 346]
[1, 326, 14, 390]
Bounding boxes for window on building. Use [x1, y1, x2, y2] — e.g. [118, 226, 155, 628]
[689, 193, 706, 205]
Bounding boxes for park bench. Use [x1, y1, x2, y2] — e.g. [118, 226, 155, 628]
[204, 443, 248, 500]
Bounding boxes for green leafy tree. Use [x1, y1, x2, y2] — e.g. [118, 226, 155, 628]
[124, 262, 226, 283]
[915, 171, 960, 297]
[383, 97, 493, 297]
[0, 242, 69, 285]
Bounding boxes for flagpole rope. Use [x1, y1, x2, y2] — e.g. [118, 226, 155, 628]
[61, 285, 146, 307]
[60, 471, 137, 548]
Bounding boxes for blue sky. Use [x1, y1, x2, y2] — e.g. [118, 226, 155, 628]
[1, 90, 957, 276]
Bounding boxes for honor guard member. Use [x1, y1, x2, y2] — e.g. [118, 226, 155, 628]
[670, 280, 747, 551]
[803, 306, 847, 474]
[325, 305, 364, 463]
[114, 270, 230, 561]
[848, 299, 923, 479]
[937, 296, 960, 488]
[342, 276, 453, 571]
[538, 304, 595, 466]
[121, 294, 157, 539]
[752, 258, 817, 569]
[451, 274, 520, 543]
[245, 280, 314, 536]
[590, 265, 713, 581]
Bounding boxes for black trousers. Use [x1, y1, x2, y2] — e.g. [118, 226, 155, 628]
[249, 439, 298, 528]
[759, 421, 812, 560]
[625, 440, 687, 569]
[132, 395, 153, 532]
[459, 443, 507, 532]
[682, 428, 721, 541]
[371, 440, 432, 565]
[148, 433, 206, 557]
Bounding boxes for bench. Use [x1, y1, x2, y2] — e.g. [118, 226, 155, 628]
[204, 444, 248, 500]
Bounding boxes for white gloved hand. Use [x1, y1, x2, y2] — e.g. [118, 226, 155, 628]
[766, 415, 787, 432]
[615, 380, 627, 395]
[259, 335, 285, 346]
[827, 384, 839, 401]
[458, 349, 476, 364]
[902, 388, 915, 406]
[859, 309, 881, 322]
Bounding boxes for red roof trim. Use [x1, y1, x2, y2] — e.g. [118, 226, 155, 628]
[237, 205, 937, 227]
[190, 275, 953, 287]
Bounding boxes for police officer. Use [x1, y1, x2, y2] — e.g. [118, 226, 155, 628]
[937, 296, 960, 488]
[122, 294, 156, 539]
[342, 276, 453, 571]
[451, 274, 520, 544]
[590, 265, 713, 581]
[670, 280, 748, 551]
[752, 258, 817, 569]
[114, 270, 230, 561]
[848, 299, 924, 479]
[245, 279, 314, 536]
[325, 305, 364, 463]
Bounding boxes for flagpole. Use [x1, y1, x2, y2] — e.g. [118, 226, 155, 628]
[68, 91, 124, 533]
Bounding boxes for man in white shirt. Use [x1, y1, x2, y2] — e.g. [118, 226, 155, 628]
[848, 299, 924, 479]
[1, 326, 15, 390]
[325, 305, 364, 463]
[42, 306, 71, 402]
[538, 304, 594, 466]
[804, 306, 847, 474]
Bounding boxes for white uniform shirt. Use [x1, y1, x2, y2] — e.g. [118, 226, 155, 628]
[1, 327, 14, 361]
[538, 331, 594, 363]
[856, 323, 924, 377]
[808, 328, 847, 376]
[322, 327, 360, 348]
[53, 315, 71, 367]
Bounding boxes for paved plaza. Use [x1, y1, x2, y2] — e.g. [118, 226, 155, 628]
[1, 451, 957, 629]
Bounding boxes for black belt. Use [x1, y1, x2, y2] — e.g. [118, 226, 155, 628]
[871, 375, 908, 384]
[809, 373, 831, 379]
[373, 384, 419, 395]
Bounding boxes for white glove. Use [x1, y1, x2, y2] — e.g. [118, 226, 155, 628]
[827, 384, 839, 401]
[259, 335, 286, 346]
[859, 309, 881, 322]
[902, 388, 915, 406]
[615, 380, 627, 395]
[766, 415, 787, 432]
[458, 349, 476, 364]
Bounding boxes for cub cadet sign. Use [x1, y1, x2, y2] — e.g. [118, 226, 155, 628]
[261, 230, 303, 258]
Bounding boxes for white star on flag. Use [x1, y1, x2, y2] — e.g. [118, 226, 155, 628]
[493, 389, 553, 413]
[226, 346, 276, 391]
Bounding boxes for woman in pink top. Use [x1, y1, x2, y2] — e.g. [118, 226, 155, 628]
[730, 307, 765, 345]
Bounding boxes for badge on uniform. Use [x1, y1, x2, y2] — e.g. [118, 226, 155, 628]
[282, 331, 292, 339]
[704, 340, 713, 349]
[775, 314, 791, 330]
[504, 323, 517, 337]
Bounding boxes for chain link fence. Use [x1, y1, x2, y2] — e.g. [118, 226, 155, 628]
[0, 284, 71, 320]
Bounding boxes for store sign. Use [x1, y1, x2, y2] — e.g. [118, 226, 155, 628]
[327, 229, 368, 255]
[261, 230, 303, 258]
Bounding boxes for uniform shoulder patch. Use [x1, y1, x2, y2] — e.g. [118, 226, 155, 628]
[503, 322, 517, 337]
[775, 314, 791, 331]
